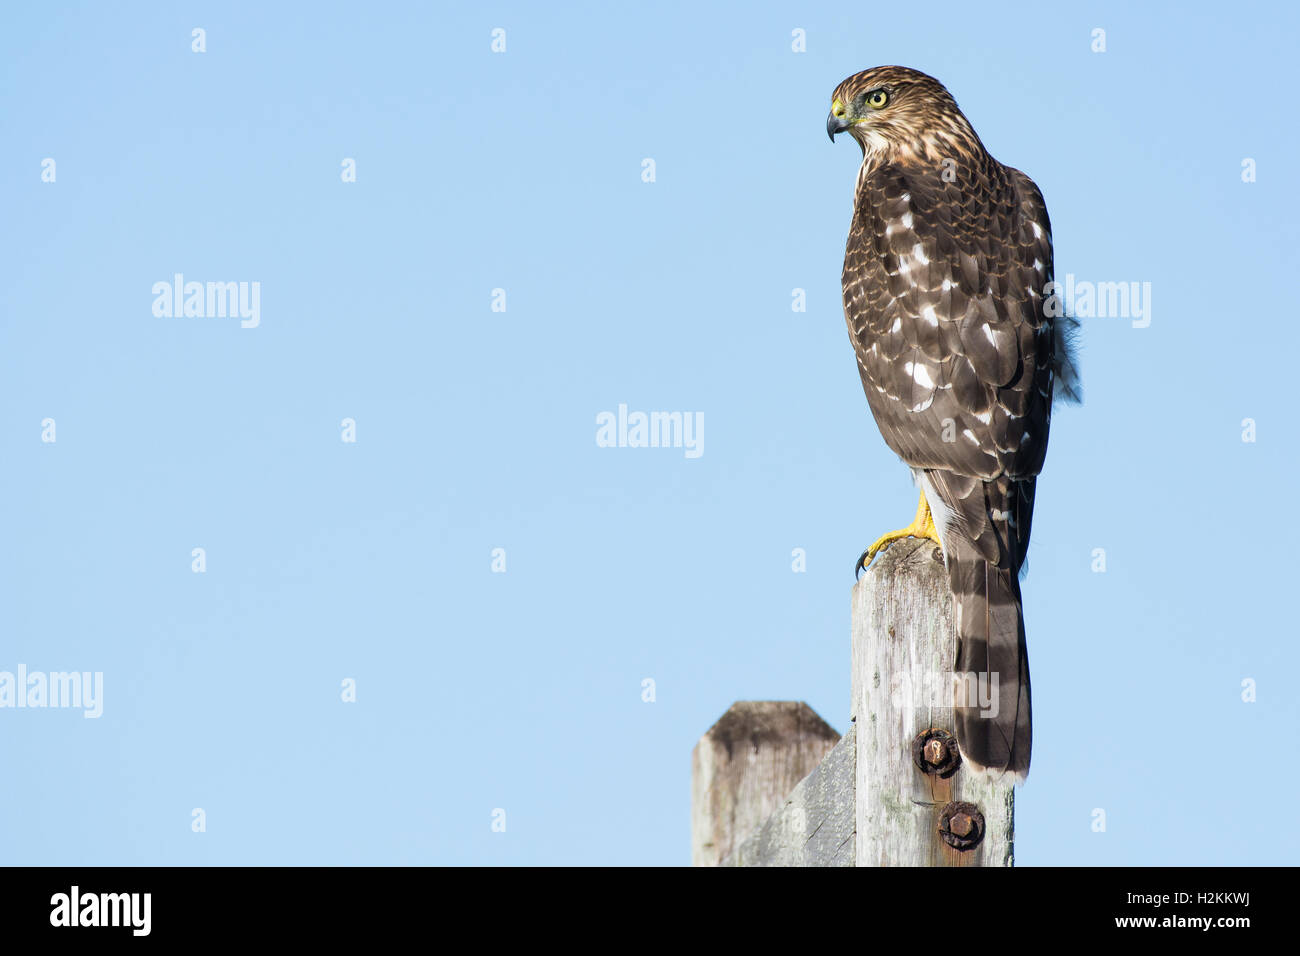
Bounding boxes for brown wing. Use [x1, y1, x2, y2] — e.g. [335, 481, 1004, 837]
[842, 158, 1055, 485]
[842, 157, 1059, 568]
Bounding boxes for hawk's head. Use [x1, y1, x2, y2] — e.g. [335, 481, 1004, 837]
[827, 66, 983, 164]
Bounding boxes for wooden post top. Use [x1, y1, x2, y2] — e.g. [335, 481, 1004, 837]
[691, 702, 839, 866]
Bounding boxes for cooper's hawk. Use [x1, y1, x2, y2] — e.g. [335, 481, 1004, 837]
[828, 66, 1079, 780]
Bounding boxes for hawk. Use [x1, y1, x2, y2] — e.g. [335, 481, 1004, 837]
[828, 66, 1079, 780]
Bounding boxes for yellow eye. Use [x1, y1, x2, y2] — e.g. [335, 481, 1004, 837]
[865, 89, 889, 109]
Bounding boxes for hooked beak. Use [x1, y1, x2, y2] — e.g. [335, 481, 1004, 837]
[827, 97, 851, 141]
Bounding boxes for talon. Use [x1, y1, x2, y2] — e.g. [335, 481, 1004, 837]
[855, 549, 872, 579]
[855, 490, 944, 576]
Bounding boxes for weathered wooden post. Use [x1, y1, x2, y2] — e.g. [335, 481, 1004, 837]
[691, 538, 1014, 866]
[690, 702, 840, 866]
[853, 540, 1014, 866]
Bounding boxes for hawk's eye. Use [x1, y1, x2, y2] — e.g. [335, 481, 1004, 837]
[865, 89, 889, 109]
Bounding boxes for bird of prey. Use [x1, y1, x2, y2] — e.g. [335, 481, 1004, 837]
[827, 66, 1079, 780]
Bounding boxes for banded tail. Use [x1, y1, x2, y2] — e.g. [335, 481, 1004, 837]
[922, 471, 1034, 780]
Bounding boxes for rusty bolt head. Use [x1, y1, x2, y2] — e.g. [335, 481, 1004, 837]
[938, 802, 984, 851]
[911, 729, 961, 778]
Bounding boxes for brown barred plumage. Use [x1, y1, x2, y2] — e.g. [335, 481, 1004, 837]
[829, 67, 1078, 780]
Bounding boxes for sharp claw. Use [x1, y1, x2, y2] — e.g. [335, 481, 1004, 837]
[857, 493, 942, 580]
[855, 549, 872, 579]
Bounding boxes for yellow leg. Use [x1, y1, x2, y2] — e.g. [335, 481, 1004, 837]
[856, 491, 943, 575]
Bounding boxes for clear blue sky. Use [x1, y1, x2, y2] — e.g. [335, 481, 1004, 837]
[2, 1, 1296, 866]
